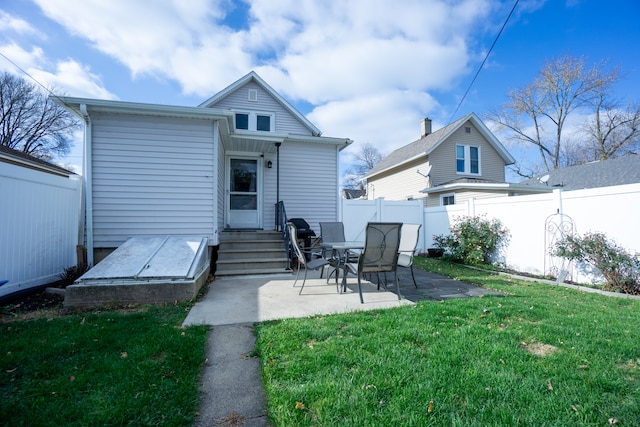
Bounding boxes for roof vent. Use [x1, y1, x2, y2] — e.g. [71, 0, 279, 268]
[248, 89, 257, 102]
[421, 118, 432, 137]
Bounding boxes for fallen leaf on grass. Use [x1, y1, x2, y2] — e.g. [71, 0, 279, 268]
[427, 400, 434, 413]
[295, 401, 306, 410]
[547, 380, 553, 391]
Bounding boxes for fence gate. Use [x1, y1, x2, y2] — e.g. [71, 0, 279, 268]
[544, 211, 576, 282]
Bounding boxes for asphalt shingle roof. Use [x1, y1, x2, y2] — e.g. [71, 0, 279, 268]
[518, 155, 640, 190]
[365, 116, 468, 178]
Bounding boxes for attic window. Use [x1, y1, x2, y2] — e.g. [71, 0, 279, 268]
[248, 89, 258, 102]
[234, 111, 274, 132]
[465, 127, 471, 134]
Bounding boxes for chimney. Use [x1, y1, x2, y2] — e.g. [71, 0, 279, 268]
[421, 118, 432, 137]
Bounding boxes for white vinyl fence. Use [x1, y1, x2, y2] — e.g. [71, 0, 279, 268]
[341, 183, 640, 284]
[0, 162, 81, 298]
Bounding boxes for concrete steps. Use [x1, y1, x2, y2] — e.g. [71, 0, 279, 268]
[216, 231, 290, 276]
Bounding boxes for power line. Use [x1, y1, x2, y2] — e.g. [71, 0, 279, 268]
[447, 0, 519, 125]
[0, 49, 68, 103]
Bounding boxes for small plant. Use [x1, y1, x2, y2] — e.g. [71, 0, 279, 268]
[58, 264, 89, 287]
[554, 231, 640, 294]
[433, 215, 510, 265]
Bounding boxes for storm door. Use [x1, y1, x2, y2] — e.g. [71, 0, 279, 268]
[225, 156, 262, 229]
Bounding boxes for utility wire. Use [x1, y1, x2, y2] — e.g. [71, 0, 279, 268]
[447, 0, 519, 125]
[0, 49, 69, 104]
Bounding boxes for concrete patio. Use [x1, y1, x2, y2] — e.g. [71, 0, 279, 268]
[183, 266, 502, 326]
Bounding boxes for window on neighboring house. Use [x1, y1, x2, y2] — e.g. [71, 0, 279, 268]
[234, 111, 274, 132]
[441, 193, 455, 206]
[456, 144, 480, 175]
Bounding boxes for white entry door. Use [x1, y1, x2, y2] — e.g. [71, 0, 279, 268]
[225, 156, 262, 229]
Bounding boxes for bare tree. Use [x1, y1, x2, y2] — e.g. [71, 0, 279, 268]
[0, 72, 78, 160]
[342, 143, 383, 190]
[488, 55, 620, 175]
[581, 94, 640, 161]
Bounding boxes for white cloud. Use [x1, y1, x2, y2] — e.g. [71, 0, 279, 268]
[0, 42, 116, 99]
[26, 0, 510, 166]
[0, 10, 40, 36]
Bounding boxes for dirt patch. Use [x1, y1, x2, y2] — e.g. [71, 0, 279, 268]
[0, 288, 66, 322]
[521, 341, 558, 356]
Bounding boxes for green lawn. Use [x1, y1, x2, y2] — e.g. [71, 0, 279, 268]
[0, 303, 209, 427]
[255, 258, 640, 426]
[2, 260, 639, 426]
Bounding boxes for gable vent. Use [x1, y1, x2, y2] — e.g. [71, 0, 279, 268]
[248, 89, 258, 102]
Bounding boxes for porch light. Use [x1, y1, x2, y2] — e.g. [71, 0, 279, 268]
[267, 160, 273, 168]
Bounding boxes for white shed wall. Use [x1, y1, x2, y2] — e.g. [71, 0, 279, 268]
[90, 113, 217, 248]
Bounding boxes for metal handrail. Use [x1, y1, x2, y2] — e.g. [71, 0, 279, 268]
[276, 201, 293, 269]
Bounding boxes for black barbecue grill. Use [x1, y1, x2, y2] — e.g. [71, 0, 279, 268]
[289, 218, 316, 258]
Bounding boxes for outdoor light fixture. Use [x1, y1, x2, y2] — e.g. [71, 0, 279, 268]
[267, 160, 273, 168]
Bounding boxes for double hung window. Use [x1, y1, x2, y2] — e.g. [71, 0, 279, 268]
[456, 145, 480, 175]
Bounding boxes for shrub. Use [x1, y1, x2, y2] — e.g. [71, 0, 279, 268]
[58, 264, 89, 287]
[433, 215, 510, 265]
[554, 232, 640, 294]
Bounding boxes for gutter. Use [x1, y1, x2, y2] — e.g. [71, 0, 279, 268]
[80, 104, 94, 266]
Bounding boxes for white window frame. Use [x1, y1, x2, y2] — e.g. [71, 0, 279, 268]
[233, 110, 275, 133]
[456, 144, 481, 175]
[441, 193, 455, 206]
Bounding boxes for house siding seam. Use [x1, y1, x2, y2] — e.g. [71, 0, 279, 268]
[207, 81, 311, 136]
[90, 113, 216, 248]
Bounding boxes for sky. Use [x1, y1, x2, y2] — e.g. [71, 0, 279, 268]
[1, 0, 639, 181]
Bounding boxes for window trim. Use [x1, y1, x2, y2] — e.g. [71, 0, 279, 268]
[233, 110, 275, 133]
[455, 144, 481, 176]
[441, 193, 455, 206]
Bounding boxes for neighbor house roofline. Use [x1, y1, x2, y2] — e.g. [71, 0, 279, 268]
[365, 112, 515, 181]
[0, 145, 76, 177]
[198, 71, 323, 137]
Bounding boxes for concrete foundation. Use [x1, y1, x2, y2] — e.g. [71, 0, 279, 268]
[65, 236, 210, 307]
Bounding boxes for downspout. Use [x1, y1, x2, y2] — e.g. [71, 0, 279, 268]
[80, 104, 94, 266]
[275, 142, 281, 204]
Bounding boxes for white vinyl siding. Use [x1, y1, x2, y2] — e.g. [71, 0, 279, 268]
[90, 113, 216, 248]
[366, 158, 430, 201]
[209, 81, 312, 136]
[268, 141, 339, 233]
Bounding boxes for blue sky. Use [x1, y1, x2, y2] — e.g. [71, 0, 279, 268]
[1, 0, 639, 180]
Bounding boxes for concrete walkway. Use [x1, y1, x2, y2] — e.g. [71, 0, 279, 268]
[185, 267, 501, 426]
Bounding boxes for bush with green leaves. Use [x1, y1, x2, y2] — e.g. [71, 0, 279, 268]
[554, 231, 640, 294]
[433, 215, 510, 265]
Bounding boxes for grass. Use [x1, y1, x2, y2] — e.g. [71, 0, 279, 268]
[0, 303, 209, 427]
[255, 258, 640, 426]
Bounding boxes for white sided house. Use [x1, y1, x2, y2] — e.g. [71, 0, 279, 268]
[56, 72, 351, 275]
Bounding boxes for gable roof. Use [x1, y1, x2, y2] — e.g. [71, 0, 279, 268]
[0, 145, 76, 177]
[199, 71, 322, 136]
[518, 155, 640, 190]
[365, 112, 515, 180]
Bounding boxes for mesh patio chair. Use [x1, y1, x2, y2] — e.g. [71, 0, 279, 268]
[319, 222, 349, 283]
[287, 222, 330, 295]
[345, 222, 403, 303]
[397, 223, 422, 288]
